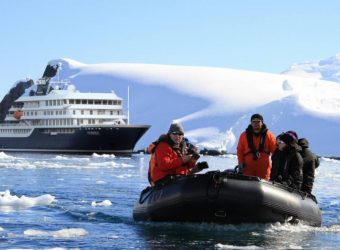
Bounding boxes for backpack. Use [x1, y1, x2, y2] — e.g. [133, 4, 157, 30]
[146, 137, 163, 185]
[298, 138, 320, 169]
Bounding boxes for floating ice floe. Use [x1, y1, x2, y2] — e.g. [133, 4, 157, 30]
[24, 228, 88, 238]
[92, 153, 115, 158]
[91, 200, 112, 207]
[215, 243, 262, 249]
[0, 152, 15, 159]
[0, 190, 55, 210]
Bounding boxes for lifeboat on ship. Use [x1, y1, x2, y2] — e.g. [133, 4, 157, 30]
[13, 110, 23, 119]
[133, 171, 322, 226]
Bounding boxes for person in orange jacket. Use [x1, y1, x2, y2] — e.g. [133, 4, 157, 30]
[148, 122, 208, 186]
[236, 114, 277, 180]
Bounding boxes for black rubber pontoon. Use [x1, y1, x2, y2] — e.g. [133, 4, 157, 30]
[133, 171, 322, 226]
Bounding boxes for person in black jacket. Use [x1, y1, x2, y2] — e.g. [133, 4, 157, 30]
[298, 138, 319, 194]
[270, 132, 303, 190]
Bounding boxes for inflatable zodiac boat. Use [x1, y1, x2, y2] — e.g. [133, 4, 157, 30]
[133, 171, 321, 226]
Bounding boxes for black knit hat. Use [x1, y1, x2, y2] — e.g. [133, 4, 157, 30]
[250, 113, 263, 122]
[286, 130, 298, 139]
[168, 122, 184, 135]
[279, 132, 297, 145]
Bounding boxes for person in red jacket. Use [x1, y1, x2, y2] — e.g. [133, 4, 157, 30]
[236, 114, 277, 180]
[148, 122, 208, 186]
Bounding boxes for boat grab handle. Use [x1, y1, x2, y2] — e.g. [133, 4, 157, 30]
[139, 187, 154, 204]
[206, 172, 224, 200]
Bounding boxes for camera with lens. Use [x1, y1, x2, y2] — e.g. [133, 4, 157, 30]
[187, 142, 200, 160]
[197, 161, 209, 170]
[191, 152, 200, 160]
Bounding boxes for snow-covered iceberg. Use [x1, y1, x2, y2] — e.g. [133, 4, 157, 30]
[13, 56, 340, 156]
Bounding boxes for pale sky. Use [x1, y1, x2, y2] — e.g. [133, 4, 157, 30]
[1, 0, 340, 96]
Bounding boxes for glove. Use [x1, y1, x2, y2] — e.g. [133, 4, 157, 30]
[196, 161, 209, 170]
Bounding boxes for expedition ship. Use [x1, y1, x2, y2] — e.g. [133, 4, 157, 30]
[0, 66, 150, 154]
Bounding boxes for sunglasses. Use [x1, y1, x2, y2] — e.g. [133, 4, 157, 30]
[277, 140, 285, 145]
[171, 132, 184, 136]
[251, 120, 262, 123]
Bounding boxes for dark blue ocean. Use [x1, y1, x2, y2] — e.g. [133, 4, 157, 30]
[0, 152, 339, 249]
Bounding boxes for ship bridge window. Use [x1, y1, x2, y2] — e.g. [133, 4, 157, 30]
[53, 100, 56, 106]
[94, 100, 101, 105]
[88, 100, 93, 104]
[103, 100, 107, 105]
[82, 100, 87, 104]
[90, 110, 93, 115]
[108, 100, 112, 105]
[57, 100, 61, 106]
[113, 100, 121, 105]
[45, 101, 48, 106]
[70, 100, 74, 104]
[76, 100, 81, 104]
[63, 100, 67, 104]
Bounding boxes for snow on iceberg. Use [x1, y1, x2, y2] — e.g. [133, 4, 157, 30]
[12, 56, 340, 156]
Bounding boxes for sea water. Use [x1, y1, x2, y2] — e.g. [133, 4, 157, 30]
[0, 152, 338, 249]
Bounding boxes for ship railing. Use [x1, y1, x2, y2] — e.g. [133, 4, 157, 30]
[0, 123, 32, 127]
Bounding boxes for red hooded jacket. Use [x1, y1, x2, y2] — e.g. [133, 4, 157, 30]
[148, 136, 196, 185]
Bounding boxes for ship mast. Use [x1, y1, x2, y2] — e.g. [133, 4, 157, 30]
[127, 85, 130, 125]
